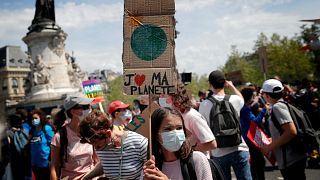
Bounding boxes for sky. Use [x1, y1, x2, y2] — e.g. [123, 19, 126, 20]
[0, 0, 319, 76]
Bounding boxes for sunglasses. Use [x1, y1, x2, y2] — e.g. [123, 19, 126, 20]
[73, 105, 90, 110]
[80, 132, 97, 144]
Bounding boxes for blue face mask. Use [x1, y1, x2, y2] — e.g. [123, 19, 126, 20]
[32, 118, 41, 126]
[161, 129, 185, 152]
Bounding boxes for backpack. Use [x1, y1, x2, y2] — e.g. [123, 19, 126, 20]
[207, 95, 242, 148]
[180, 153, 226, 180]
[271, 101, 320, 155]
[7, 128, 28, 155]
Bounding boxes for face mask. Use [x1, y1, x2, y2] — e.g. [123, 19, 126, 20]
[121, 109, 133, 126]
[161, 129, 185, 152]
[79, 109, 91, 121]
[159, 97, 172, 108]
[32, 118, 41, 126]
[133, 105, 141, 115]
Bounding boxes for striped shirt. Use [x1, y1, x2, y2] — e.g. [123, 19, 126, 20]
[96, 131, 148, 180]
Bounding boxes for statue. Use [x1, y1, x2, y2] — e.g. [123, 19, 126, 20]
[32, 0, 55, 25]
[29, 55, 53, 85]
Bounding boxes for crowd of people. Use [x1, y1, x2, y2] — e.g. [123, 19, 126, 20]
[0, 70, 319, 180]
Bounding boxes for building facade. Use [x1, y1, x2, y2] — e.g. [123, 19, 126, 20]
[0, 46, 31, 120]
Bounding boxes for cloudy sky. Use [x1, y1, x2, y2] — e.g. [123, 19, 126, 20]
[0, 0, 319, 76]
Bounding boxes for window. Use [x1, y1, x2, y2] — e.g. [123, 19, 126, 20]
[12, 78, 18, 88]
[2, 79, 7, 90]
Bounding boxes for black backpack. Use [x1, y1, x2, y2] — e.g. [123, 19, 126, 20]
[271, 101, 320, 155]
[180, 153, 226, 180]
[207, 95, 242, 148]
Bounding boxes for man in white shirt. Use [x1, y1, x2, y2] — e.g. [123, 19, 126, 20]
[199, 70, 252, 180]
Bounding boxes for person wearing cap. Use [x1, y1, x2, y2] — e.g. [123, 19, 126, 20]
[260, 79, 307, 180]
[108, 100, 133, 127]
[50, 95, 99, 180]
[199, 70, 252, 180]
[79, 109, 148, 180]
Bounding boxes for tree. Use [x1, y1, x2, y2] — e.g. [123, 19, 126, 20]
[105, 76, 138, 106]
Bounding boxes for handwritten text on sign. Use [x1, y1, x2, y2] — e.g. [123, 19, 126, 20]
[82, 79, 105, 104]
[123, 69, 176, 95]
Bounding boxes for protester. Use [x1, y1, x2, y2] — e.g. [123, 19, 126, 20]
[108, 100, 133, 127]
[15, 108, 33, 180]
[29, 109, 54, 180]
[199, 70, 252, 180]
[240, 87, 269, 180]
[171, 84, 216, 156]
[260, 79, 307, 180]
[50, 95, 98, 180]
[143, 107, 212, 180]
[3, 114, 29, 180]
[79, 109, 148, 179]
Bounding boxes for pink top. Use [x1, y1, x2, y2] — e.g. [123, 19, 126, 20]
[51, 126, 95, 180]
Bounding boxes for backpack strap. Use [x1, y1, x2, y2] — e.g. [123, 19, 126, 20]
[180, 154, 197, 180]
[223, 94, 231, 101]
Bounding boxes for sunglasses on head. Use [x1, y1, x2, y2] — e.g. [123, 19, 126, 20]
[73, 104, 90, 110]
[80, 133, 96, 144]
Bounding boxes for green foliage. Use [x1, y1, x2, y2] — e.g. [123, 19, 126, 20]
[104, 76, 138, 107]
[223, 32, 314, 86]
[184, 73, 209, 99]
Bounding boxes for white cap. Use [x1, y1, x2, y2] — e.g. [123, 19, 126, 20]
[261, 79, 284, 93]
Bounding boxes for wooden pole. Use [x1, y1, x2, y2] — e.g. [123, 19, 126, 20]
[98, 102, 105, 113]
[148, 95, 152, 159]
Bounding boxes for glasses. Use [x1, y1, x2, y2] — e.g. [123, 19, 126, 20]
[73, 105, 90, 110]
[80, 132, 97, 144]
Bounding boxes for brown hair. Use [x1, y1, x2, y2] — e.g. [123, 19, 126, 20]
[171, 84, 193, 113]
[29, 109, 46, 126]
[79, 109, 113, 142]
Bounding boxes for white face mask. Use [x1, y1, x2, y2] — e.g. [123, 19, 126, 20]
[79, 109, 91, 121]
[161, 129, 185, 152]
[159, 97, 172, 108]
[121, 109, 133, 126]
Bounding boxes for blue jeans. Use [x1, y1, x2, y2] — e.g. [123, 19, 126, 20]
[212, 151, 252, 180]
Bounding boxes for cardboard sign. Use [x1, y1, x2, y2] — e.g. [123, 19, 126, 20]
[124, 0, 175, 16]
[247, 122, 276, 166]
[123, 15, 176, 69]
[126, 102, 160, 138]
[123, 68, 177, 95]
[258, 46, 268, 74]
[82, 80, 105, 104]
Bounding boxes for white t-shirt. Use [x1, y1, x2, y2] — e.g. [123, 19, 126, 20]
[182, 108, 215, 156]
[199, 94, 249, 157]
[162, 151, 212, 180]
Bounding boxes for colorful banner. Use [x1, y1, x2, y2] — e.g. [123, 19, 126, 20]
[82, 79, 105, 104]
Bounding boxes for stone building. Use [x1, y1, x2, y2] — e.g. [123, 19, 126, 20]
[0, 46, 31, 119]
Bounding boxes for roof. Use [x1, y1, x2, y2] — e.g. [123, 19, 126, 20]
[0, 45, 29, 68]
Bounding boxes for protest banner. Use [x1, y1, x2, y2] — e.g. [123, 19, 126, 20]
[82, 79, 105, 112]
[122, 0, 176, 157]
[247, 122, 276, 165]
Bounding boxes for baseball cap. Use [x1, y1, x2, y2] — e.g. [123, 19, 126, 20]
[261, 79, 284, 93]
[108, 100, 130, 114]
[208, 70, 226, 85]
[64, 95, 94, 111]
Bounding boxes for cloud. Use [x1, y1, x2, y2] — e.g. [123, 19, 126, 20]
[176, 0, 217, 12]
[56, 2, 123, 29]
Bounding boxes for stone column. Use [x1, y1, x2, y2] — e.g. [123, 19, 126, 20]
[7, 78, 13, 95]
[18, 77, 25, 94]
